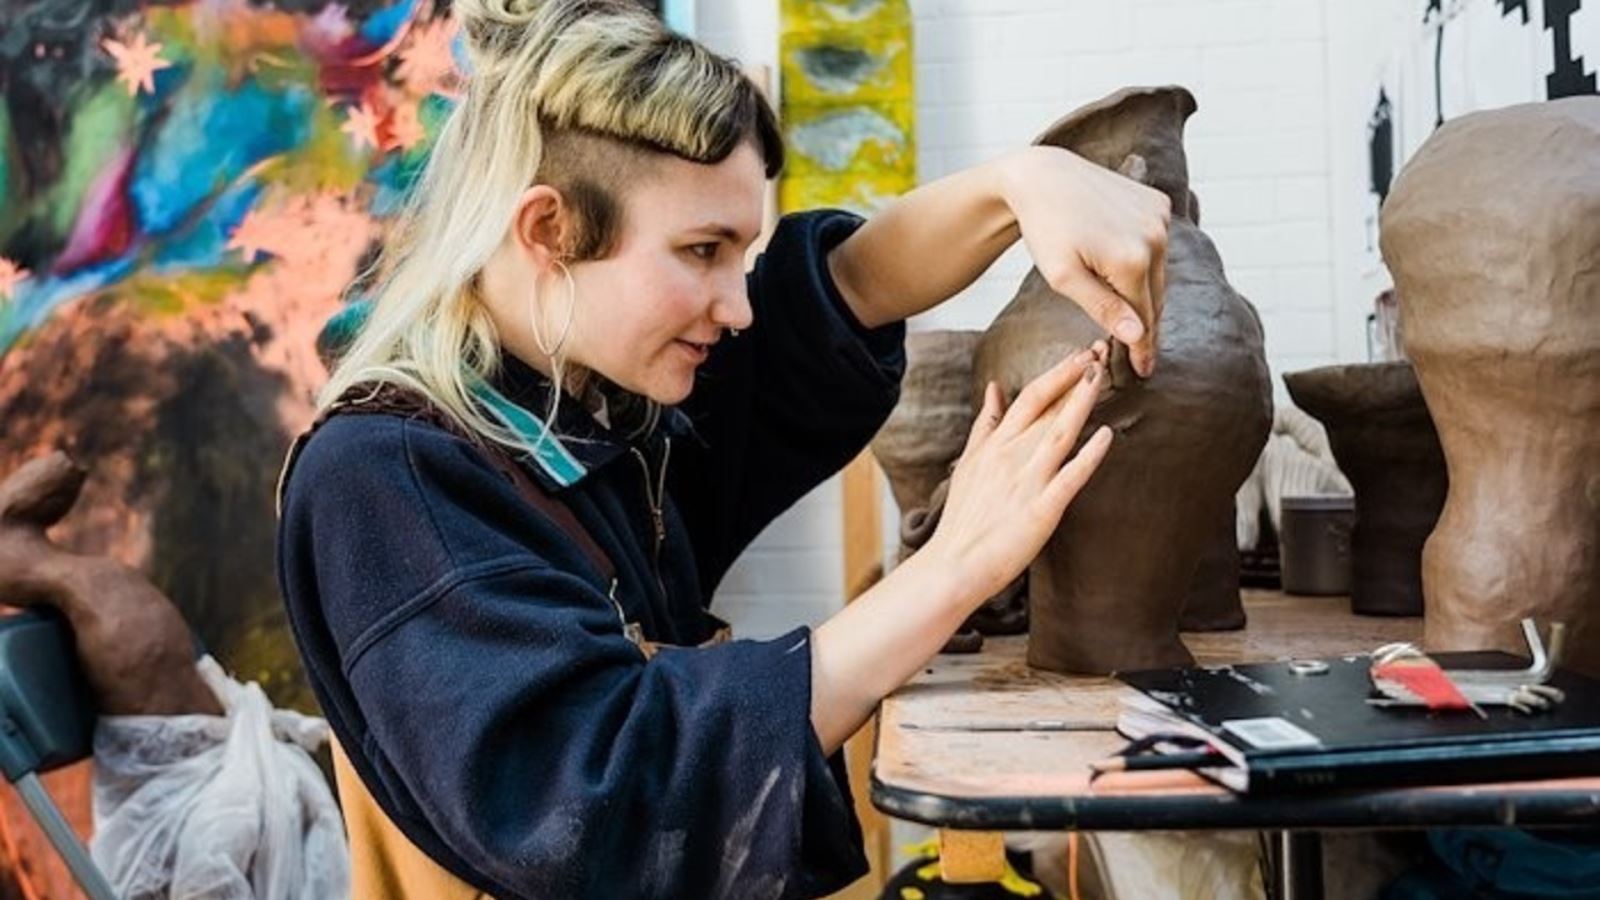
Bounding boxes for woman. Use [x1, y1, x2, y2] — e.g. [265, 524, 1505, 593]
[276, 0, 1171, 897]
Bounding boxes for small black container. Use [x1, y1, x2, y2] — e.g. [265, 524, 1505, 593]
[1279, 495, 1355, 596]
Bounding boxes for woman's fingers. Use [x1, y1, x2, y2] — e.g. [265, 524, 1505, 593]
[1102, 247, 1160, 376]
[1045, 425, 1114, 507]
[1140, 244, 1168, 376]
[1028, 362, 1104, 471]
[962, 381, 1005, 457]
[995, 349, 1095, 441]
[1149, 240, 1168, 325]
[1054, 267, 1143, 342]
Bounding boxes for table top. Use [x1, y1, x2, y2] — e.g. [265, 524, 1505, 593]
[871, 591, 1600, 831]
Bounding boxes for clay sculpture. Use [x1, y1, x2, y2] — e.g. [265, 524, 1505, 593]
[973, 86, 1273, 674]
[1284, 362, 1446, 617]
[0, 452, 219, 717]
[1180, 506, 1248, 632]
[872, 330, 983, 515]
[1380, 97, 1600, 674]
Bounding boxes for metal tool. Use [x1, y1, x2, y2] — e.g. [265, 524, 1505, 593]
[903, 719, 1115, 733]
[1288, 659, 1330, 676]
[1370, 618, 1567, 714]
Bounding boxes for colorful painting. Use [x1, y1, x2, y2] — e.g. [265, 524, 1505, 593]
[0, 0, 468, 724]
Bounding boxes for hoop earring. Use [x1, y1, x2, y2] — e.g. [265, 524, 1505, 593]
[529, 261, 577, 358]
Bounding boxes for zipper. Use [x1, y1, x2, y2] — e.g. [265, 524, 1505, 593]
[630, 436, 672, 591]
[607, 577, 657, 657]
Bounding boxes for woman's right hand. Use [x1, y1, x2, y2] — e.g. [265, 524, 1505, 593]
[811, 342, 1113, 752]
[923, 343, 1114, 605]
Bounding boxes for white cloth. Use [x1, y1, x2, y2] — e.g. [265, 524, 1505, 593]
[1236, 405, 1351, 549]
[90, 657, 349, 900]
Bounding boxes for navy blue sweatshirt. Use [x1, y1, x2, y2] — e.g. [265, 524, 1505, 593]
[276, 211, 907, 898]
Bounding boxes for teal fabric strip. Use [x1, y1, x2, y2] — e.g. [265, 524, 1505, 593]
[468, 379, 587, 488]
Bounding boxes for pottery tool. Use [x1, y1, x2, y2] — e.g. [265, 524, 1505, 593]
[1087, 732, 1231, 783]
[1369, 619, 1567, 715]
[1089, 750, 1229, 775]
[904, 719, 1113, 733]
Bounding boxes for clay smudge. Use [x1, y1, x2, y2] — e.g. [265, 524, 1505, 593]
[711, 766, 786, 900]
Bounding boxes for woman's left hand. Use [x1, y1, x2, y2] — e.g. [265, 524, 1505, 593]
[1001, 146, 1173, 377]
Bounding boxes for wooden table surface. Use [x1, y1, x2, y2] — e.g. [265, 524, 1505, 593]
[871, 591, 1600, 831]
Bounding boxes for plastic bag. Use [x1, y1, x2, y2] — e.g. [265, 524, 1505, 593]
[89, 657, 349, 900]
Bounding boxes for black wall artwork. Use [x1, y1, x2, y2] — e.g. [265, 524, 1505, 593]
[1483, 0, 1596, 99]
[1367, 1, 1595, 258]
[1543, 0, 1598, 96]
[1369, 88, 1395, 203]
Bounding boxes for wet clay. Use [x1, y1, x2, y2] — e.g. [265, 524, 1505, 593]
[973, 86, 1273, 675]
[1284, 363, 1446, 617]
[1381, 97, 1600, 674]
[872, 330, 983, 515]
[0, 452, 219, 716]
[1180, 504, 1248, 632]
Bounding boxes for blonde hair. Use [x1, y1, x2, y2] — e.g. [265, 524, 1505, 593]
[320, 0, 781, 449]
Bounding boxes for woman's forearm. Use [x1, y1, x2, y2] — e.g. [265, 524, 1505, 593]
[808, 548, 986, 753]
[826, 151, 1030, 330]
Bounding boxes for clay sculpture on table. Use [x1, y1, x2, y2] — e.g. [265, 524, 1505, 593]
[973, 86, 1273, 675]
[1380, 97, 1600, 674]
[1284, 362, 1446, 617]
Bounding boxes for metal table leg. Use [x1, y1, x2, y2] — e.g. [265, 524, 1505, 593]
[1272, 830, 1324, 900]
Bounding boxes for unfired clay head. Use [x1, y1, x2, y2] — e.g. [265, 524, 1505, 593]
[1284, 362, 1446, 617]
[974, 86, 1273, 674]
[871, 331, 982, 516]
[1381, 97, 1600, 674]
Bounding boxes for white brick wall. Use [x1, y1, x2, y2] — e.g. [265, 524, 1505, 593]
[907, 0, 1346, 374]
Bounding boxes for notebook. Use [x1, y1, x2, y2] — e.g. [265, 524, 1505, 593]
[1116, 651, 1600, 794]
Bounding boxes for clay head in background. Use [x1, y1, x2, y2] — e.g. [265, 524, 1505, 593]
[872, 330, 983, 516]
[1380, 97, 1600, 674]
[1284, 362, 1446, 617]
[1180, 504, 1248, 632]
[973, 86, 1273, 675]
[0, 452, 219, 717]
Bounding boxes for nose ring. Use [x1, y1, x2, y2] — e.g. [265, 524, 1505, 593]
[729, 328, 741, 338]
